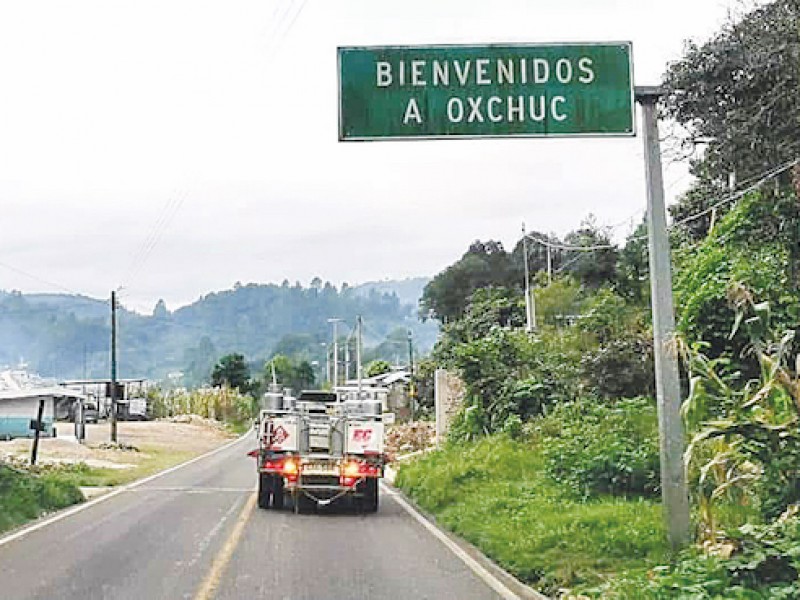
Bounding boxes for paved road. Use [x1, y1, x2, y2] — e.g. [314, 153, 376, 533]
[0, 436, 503, 600]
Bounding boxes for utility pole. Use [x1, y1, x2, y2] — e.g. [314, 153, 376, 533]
[356, 316, 363, 397]
[327, 318, 342, 388]
[636, 86, 690, 549]
[344, 335, 351, 384]
[546, 244, 553, 286]
[110, 290, 118, 443]
[322, 343, 330, 385]
[522, 223, 534, 332]
[407, 329, 415, 421]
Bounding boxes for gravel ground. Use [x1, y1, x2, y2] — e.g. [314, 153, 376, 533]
[0, 420, 235, 469]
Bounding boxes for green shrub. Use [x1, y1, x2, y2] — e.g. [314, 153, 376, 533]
[579, 336, 655, 399]
[597, 516, 800, 599]
[538, 398, 661, 499]
[395, 435, 668, 594]
[0, 464, 84, 534]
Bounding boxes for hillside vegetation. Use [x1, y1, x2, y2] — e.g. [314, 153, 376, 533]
[0, 278, 436, 385]
[399, 2, 800, 597]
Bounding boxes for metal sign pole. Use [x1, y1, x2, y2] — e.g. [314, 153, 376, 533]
[636, 86, 690, 549]
[30, 397, 45, 466]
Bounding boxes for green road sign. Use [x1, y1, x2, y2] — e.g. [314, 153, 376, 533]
[338, 43, 634, 141]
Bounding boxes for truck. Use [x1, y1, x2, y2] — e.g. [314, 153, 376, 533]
[251, 386, 388, 513]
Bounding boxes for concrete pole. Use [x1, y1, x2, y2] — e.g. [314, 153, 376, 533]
[110, 290, 118, 444]
[522, 223, 533, 332]
[407, 329, 415, 421]
[636, 86, 691, 549]
[320, 343, 329, 385]
[344, 336, 351, 383]
[356, 316, 363, 397]
[328, 318, 342, 388]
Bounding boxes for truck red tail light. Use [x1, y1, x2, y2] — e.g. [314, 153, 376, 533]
[282, 458, 298, 475]
[341, 459, 380, 481]
[262, 456, 301, 482]
[343, 461, 361, 478]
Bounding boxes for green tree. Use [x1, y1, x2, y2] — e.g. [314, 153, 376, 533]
[663, 0, 800, 241]
[508, 230, 563, 283]
[211, 353, 253, 393]
[615, 221, 650, 303]
[420, 240, 514, 323]
[366, 360, 391, 377]
[265, 354, 316, 394]
[561, 217, 618, 288]
[432, 287, 525, 364]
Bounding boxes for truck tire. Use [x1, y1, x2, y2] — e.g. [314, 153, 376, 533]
[272, 477, 284, 509]
[258, 473, 272, 509]
[359, 478, 379, 513]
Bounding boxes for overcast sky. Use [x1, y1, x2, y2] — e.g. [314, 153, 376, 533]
[0, 0, 758, 312]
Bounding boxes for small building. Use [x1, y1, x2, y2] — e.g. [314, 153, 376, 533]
[59, 378, 149, 421]
[0, 387, 85, 439]
[343, 370, 413, 421]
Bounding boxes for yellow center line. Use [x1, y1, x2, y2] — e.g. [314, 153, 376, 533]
[194, 491, 257, 600]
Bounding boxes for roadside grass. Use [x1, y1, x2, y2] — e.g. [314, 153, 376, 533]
[0, 464, 84, 534]
[0, 445, 197, 535]
[395, 435, 670, 595]
[225, 419, 254, 436]
[46, 445, 198, 488]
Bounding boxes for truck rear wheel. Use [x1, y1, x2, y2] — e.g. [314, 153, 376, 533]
[359, 478, 379, 513]
[258, 473, 272, 509]
[271, 477, 284, 509]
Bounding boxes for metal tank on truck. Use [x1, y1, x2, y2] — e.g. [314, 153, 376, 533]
[250, 383, 389, 513]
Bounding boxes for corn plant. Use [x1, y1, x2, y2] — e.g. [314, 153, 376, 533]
[682, 287, 800, 538]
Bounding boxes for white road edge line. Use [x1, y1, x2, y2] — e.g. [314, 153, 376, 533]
[381, 483, 530, 600]
[0, 433, 251, 549]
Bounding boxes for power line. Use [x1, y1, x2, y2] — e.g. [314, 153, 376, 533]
[261, 0, 298, 58]
[524, 234, 617, 252]
[672, 157, 800, 228]
[0, 260, 83, 296]
[121, 191, 186, 290]
[524, 156, 800, 254]
[264, 0, 308, 61]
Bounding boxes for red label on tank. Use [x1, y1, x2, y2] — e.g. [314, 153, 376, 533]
[271, 425, 289, 445]
[352, 429, 373, 443]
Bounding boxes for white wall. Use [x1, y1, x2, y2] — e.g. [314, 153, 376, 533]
[0, 397, 55, 419]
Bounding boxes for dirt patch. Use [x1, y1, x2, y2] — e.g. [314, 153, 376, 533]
[385, 421, 436, 460]
[0, 420, 235, 469]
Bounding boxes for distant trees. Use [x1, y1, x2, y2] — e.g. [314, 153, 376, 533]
[420, 240, 514, 323]
[0, 279, 427, 382]
[560, 218, 618, 288]
[265, 354, 315, 394]
[152, 299, 168, 319]
[211, 353, 253, 393]
[182, 336, 218, 388]
[421, 224, 623, 325]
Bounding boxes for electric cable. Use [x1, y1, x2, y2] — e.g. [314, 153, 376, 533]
[524, 156, 800, 253]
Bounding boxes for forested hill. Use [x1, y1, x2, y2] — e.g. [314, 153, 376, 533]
[0, 279, 436, 384]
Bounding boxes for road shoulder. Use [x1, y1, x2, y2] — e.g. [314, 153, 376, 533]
[382, 470, 549, 600]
